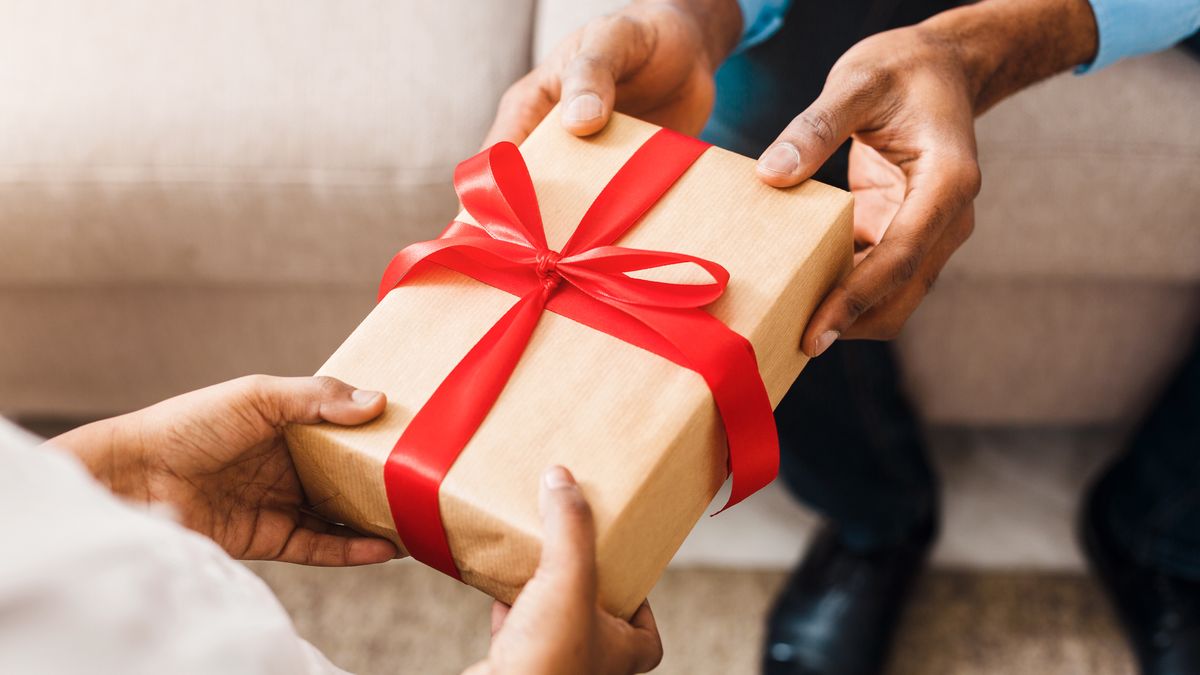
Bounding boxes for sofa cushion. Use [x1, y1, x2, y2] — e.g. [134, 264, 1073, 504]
[0, 0, 535, 286]
[898, 278, 1200, 425]
[959, 48, 1200, 283]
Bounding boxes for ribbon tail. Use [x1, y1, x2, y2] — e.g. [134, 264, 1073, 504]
[385, 289, 548, 578]
[612, 303, 779, 512]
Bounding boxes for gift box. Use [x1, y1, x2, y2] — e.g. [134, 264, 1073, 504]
[285, 109, 852, 618]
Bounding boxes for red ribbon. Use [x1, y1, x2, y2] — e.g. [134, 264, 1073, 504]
[378, 128, 779, 579]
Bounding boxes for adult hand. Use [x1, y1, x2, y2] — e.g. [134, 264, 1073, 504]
[484, 0, 742, 146]
[754, 0, 1098, 357]
[465, 466, 663, 675]
[50, 375, 398, 566]
[755, 26, 981, 356]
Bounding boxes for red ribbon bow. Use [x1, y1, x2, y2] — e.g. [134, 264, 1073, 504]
[378, 128, 779, 579]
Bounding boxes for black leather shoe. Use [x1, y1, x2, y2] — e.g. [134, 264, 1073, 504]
[1082, 481, 1200, 675]
[762, 516, 936, 675]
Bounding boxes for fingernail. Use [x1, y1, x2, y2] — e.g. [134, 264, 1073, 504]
[758, 143, 800, 176]
[563, 93, 603, 123]
[811, 330, 839, 357]
[351, 389, 382, 404]
[543, 465, 575, 489]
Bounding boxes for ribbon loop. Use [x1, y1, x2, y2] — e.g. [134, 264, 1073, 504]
[560, 246, 729, 308]
[455, 142, 547, 250]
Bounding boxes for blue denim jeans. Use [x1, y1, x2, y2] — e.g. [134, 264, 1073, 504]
[705, 0, 1200, 576]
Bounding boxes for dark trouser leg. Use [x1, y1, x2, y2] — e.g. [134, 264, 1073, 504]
[1083, 328, 1200, 674]
[1098, 330, 1200, 580]
[775, 341, 937, 550]
[708, 4, 963, 673]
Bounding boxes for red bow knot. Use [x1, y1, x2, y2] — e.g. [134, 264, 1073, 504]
[534, 250, 561, 295]
[376, 129, 779, 581]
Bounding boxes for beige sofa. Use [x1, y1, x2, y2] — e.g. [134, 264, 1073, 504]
[2, 1, 1198, 433]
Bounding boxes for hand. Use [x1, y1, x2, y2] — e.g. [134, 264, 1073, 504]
[50, 375, 398, 566]
[754, 0, 1098, 357]
[483, 0, 742, 146]
[465, 467, 663, 675]
[755, 26, 980, 356]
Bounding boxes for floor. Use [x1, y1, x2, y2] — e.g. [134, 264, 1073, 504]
[250, 561, 1136, 675]
[673, 427, 1124, 571]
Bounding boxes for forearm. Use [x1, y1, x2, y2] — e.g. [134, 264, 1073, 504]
[921, 0, 1099, 114]
[642, 0, 743, 69]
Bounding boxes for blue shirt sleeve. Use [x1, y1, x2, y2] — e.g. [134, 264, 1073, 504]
[1079, 0, 1200, 72]
[735, 0, 791, 53]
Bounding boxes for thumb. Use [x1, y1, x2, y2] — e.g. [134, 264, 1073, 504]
[535, 465, 598, 600]
[558, 52, 618, 137]
[240, 375, 387, 427]
[755, 85, 862, 188]
[559, 11, 658, 137]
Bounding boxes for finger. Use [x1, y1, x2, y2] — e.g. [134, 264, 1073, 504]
[484, 70, 558, 147]
[274, 527, 398, 566]
[299, 508, 408, 560]
[843, 204, 974, 341]
[296, 512, 393, 544]
[626, 601, 664, 672]
[241, 375, 387, 427]
[755, 73, 874, 187]
[490, 601, 510, 636]
[557, 57, 617, 137]
[535, 466, 598, 598]
[297, 512, 348, 534]
[559, 13, 656, 137]
[629, 600, 658, 632]
[801, 155, 980, 356]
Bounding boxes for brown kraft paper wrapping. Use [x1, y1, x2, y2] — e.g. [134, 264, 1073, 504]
[285, 110, 853, 618]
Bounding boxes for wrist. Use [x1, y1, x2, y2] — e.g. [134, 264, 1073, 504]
[48, 414, 153, 503]
[920, 0, 1099, 114]
[643, 0, 742, 71]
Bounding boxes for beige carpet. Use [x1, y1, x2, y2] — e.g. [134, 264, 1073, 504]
[249, 561, 1135, 675]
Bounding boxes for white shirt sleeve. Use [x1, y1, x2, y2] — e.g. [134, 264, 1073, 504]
[0, 418, 348, 675]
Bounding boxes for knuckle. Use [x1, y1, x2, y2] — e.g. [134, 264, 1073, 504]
[898, 254, 921, 285]
[594, 11, 649, 49]
[886, 241, 922, 285]
[842, 62, 895, 96]
[237, 373, 273, 397]
[312, 375, 344, 397]
[600, 12, 640, 37]
[566, 52, 613, 85]
[792, 109, 837, 146]
[922, 269, 941, 295]
[957, 159, 983, 198]
[840, 287, 873, 320]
